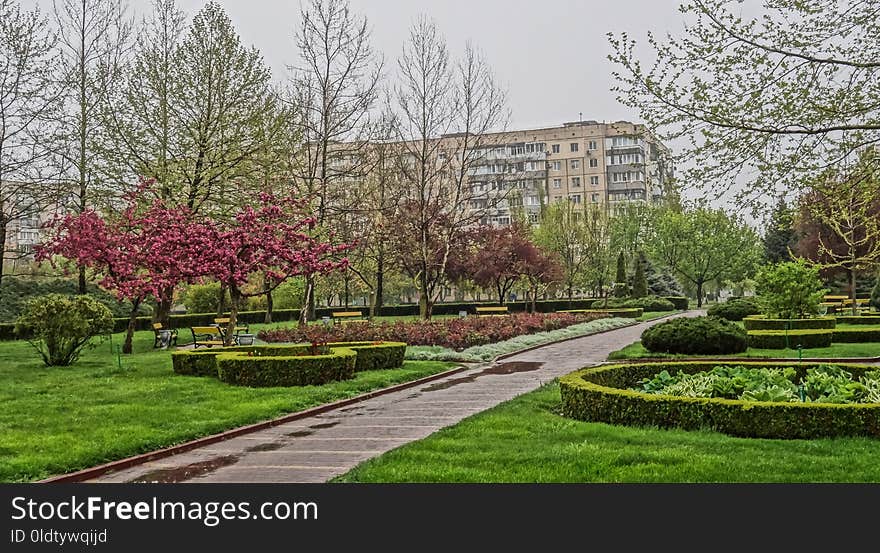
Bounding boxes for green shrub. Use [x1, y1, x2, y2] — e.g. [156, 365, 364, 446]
[217, 348, 357, 387]
[706, 298, 762, 321]
[183, 282, 223, 314]
[755, 259, 827, 319]
[747, 329, 833, 349]
[559, 308, 643, 319]
[15, 294, 114, 366]
[832, 328, 880, 343]
[559, 361, 880, 439]
[641, 316, 747, 355]
[331, 341, 407, 371]
[593, 296, 676, 312]
[835, 315, 880, 325]
[0, 276, 148, 321]
[663, 296, 689, 310]
[742, 316, 836, 330]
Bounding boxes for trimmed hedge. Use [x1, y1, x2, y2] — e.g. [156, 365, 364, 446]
[558, 308, 643, 319]
[559, 361, 880, 439]
[216, 348, 357, 387]
[171, 342, 406, 381]
[706, 298, 761, 321]
[743, 316, 836, 331]
[641, 316, 748, 355]
[663, 297, 689, 310]
[593, 296, 676, 312]
[747, 330, 834, 349]
[835, 315, 880, 325]
[832, 328, 880, 343]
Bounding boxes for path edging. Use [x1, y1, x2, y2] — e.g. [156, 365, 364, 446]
[39, 363, 469, 484]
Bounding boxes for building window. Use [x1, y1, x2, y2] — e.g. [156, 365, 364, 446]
[552, 144, 560, 154]
[551, 161, 562, 171]
[570, 143, 579, 152]
[553, 178, 562, 189]
[589, 158, 598, 168]
[590, 176, 599, 185]
[571, 177, 581, 187]
[568, 194, 582, 204]
[570, 159, 580, 170]
[591, 193, 600, 203]
[588, 140, 597, 150]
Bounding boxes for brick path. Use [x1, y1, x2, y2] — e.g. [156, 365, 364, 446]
[88, 311, 700, 483]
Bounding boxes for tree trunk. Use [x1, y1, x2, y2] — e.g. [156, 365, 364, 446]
[344, 273, 350, 308]
[154, 285, 174, 327]
[530, 284, 538, 313]
[850, 268, 858, 316]
[225, 286, 241, 346]
[419, 273, 431, 320]
[216, 283, 227, 316]
[375, 253, 384, 313]
[298, 279, 313, 327]
[123, 297, 142, 354]
[567, 284, 573, 307]
[264, 283, 273, 324]
[696, 280, 704, 308]
[78, 266, 87, 295]
[307, 274, 317, 321]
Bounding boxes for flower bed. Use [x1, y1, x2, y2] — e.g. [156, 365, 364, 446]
[258, 312, 602, 351]
[559, 361, 880, 438]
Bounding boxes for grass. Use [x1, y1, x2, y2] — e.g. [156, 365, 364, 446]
[636, 310, 677, 321]
[334, 382, 880, 483]
[0, 330, 455, 482]
[607, 340, 880, 360]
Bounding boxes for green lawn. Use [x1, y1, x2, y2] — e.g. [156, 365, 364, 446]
[608, 335, 880, 360]
[636, 310, 677, 321]
[0, 330, 454, 482]
[335, 383, 880, 483]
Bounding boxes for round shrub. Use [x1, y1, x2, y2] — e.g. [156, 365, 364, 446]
[559, 361, 880, 439]
[706, 297, 761, 321]
[14, 294, 114, 366]
[743, 316, 836, 330]
[747, 329, 833, 349]
[641, 316, 747, 355]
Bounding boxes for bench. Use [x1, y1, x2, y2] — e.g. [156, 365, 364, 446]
[190, 326, 225, 348]
[152, 323, 178, 348]
[214, 317, 250, 344]
[475, 306, 509, 317]
[331, 311, 366, 325]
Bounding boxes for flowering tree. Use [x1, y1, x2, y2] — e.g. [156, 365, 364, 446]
[37, 195, 200, 353]
[197, 193, 350, 344]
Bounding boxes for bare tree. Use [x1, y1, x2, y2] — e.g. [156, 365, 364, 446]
[288, 0, 383, 323]
[0, 0, 64, 286]
[392, 19, 509, 318]
[53, 0, 133, 293]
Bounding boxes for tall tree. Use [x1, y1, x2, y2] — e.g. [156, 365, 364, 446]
[533, 201, 592, 304]
[0, 0, 63, 285]
[392, 17, 509, 318]
[609, 0, 880, 207]
[53, 0, 133, 293]
[648, 205, 762, 307]
[289, 0, 382, 323]
[793, 150, 880, 313]
[763, 197, 796, 263]
[631, 253, 648, 298]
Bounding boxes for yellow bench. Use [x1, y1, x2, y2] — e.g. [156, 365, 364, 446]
[475, 306, 509, 316]
[190, 326, 225, 348]
[824, 295, 849, 301]
[332, 311, 366, 325]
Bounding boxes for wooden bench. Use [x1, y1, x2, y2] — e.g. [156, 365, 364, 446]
[475, 306, 509, 317]
[190, 326, 225, 348]
[152, 323, 178, 348]
[331, 311, 366, 325]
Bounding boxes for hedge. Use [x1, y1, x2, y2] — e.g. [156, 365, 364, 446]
[559, 361, 880, 439]
[663, 297, 689, 310]
[743, 316, 836, 331]
[558, 308, 643, 319]
[592, 297, 676, 312]
[706, 298, 761, 321]
[216, 348, 357, 387]
[835, 315, 880, 325]
[832, 328, 880, 343]
[171, 341, 406, 380]
[747, 330, 834, 349]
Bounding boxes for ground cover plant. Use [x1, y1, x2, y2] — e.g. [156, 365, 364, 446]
[258, 312, 602, 350]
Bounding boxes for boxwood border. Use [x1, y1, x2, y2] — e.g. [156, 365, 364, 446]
[558, 308, 644, 319]
[559, 361, 880, 439]
[747, 329, 834, 349]
[743, 316, 836, 331]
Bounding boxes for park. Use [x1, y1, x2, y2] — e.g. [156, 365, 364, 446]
[1, 0, 879, 486]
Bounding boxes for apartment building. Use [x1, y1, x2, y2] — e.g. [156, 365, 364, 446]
[442, 120, 673, 226]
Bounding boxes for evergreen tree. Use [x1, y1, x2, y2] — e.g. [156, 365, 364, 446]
[631, 253, 648, 297]
[613, 252, 628, 298]
[763, 197, 796, 263]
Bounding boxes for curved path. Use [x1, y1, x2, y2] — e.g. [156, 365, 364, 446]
[89, 311, 700, 483]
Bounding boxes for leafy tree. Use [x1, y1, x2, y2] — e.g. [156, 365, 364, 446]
[755, 259, 827, 319]
[631, 253, 648, 298]
[533, 201, 592, 304]
[609, 1, 880, 206]
[764, 197, 796, 263]
[648, 206, 762, 307]
[15, 294, 113, 366]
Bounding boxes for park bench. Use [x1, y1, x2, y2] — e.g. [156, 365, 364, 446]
[152, 323, 178, 349]
[332, 311, 367, 325]
[475, 306, 509, 317]
[214, 317, 250, 343]
[190, 326, 225, 348]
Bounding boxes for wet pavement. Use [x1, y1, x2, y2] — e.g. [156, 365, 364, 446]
[89, 311, 699, 483]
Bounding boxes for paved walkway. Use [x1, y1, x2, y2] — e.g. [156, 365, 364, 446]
[89, 311, 700, 483]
